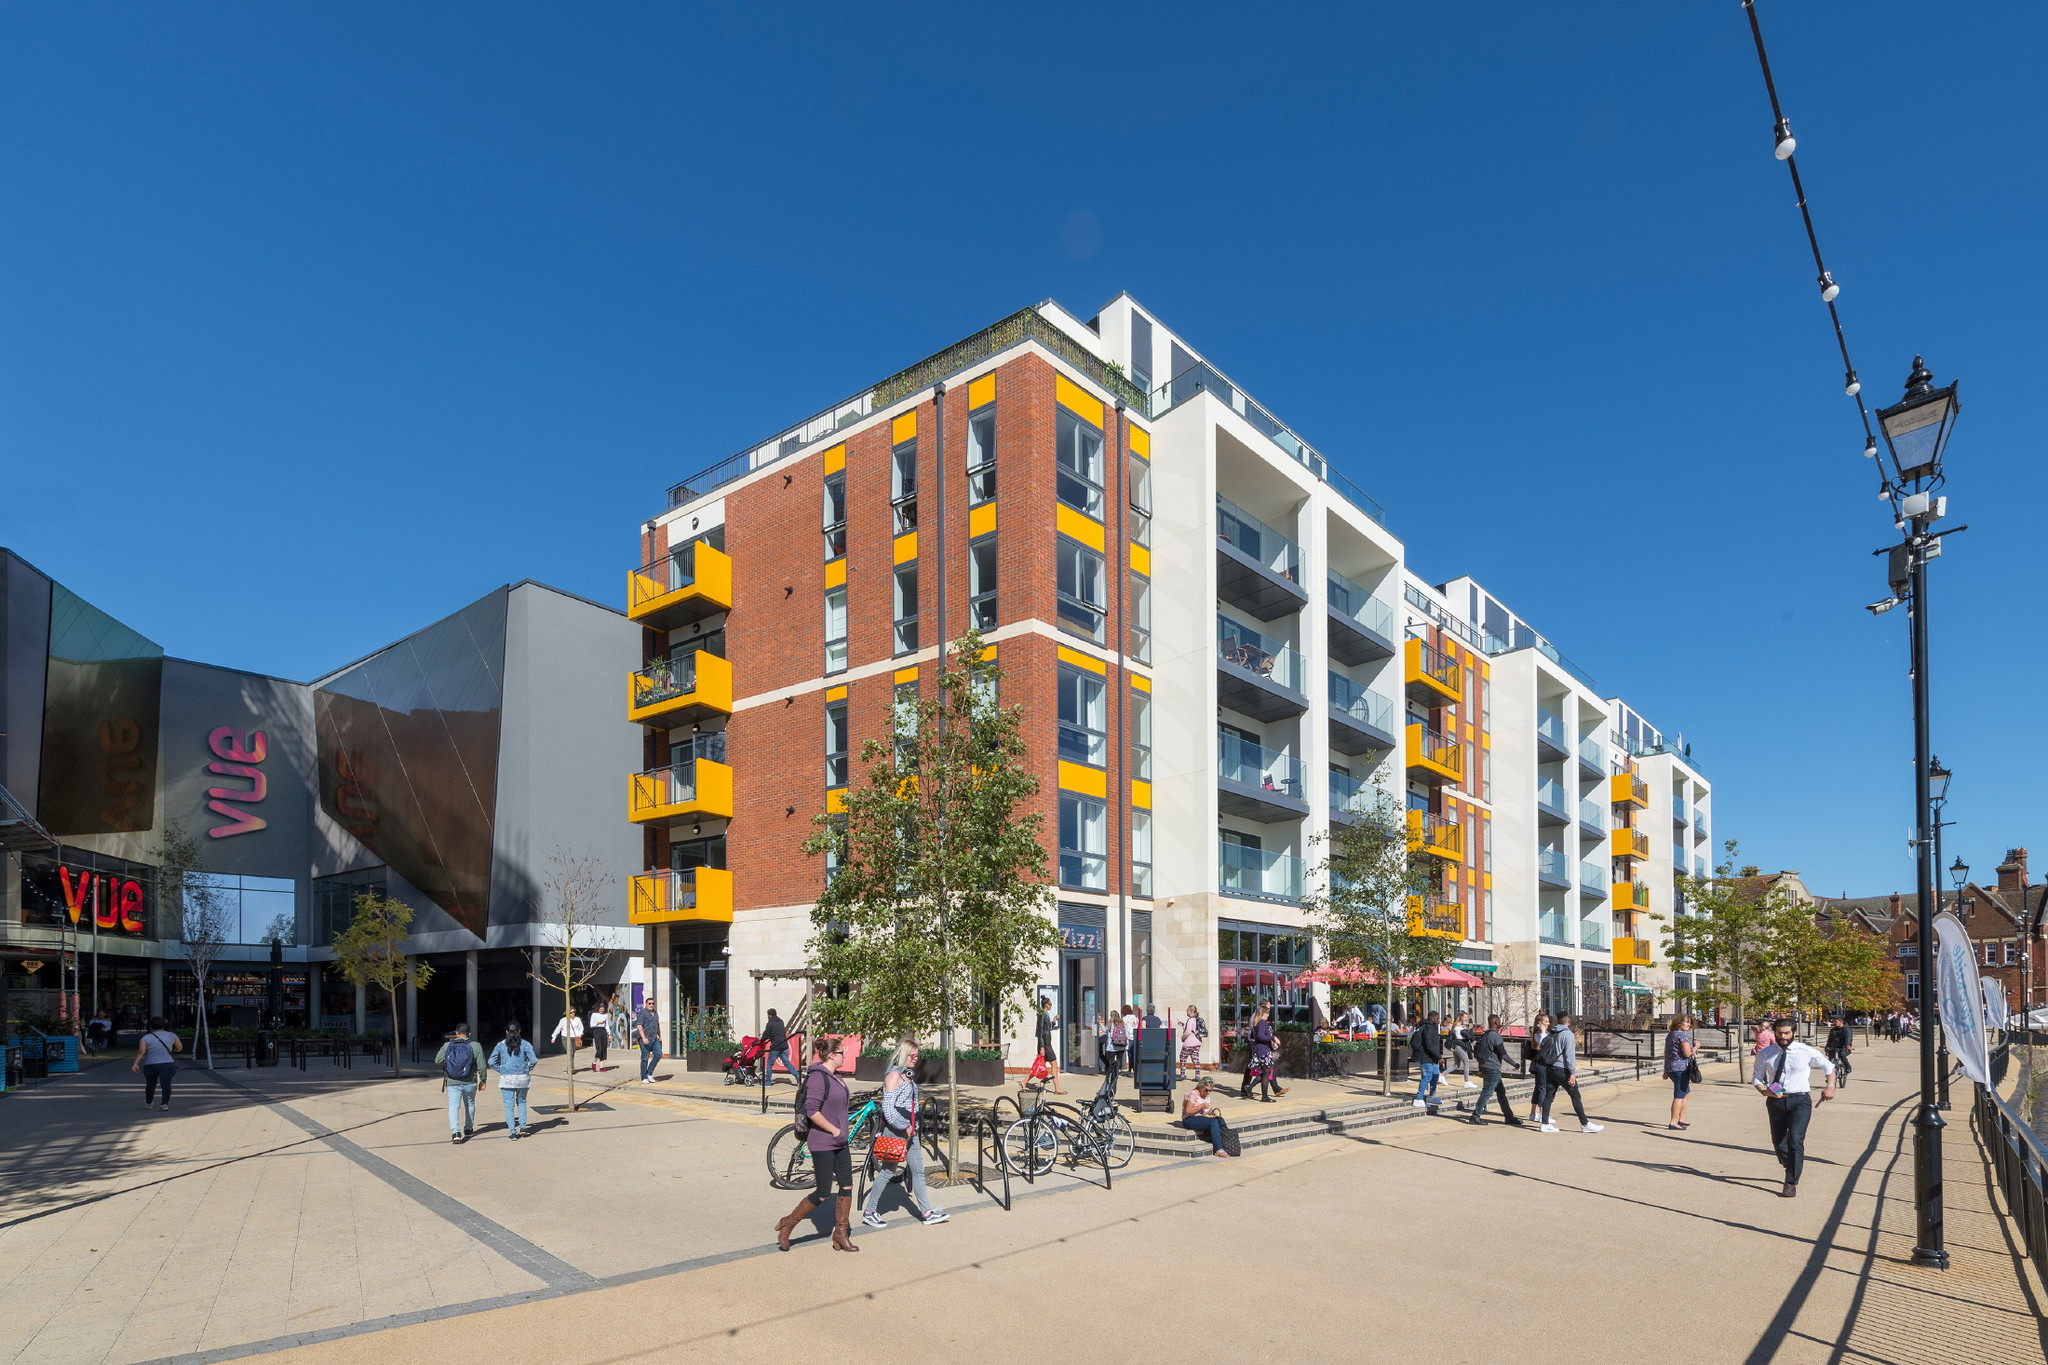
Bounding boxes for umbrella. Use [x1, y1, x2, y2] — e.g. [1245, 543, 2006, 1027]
[1296, 961, 1485, 989]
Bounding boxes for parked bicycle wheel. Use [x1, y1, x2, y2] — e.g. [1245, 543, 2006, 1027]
[1098, 1111, 1136, 1169]
[765, 1124, 813, 1189]
[1000, 1115, 1058, 1177]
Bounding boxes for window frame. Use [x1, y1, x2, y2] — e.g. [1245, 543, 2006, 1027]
[968, 533, 998, 630]
[892, 561, 919, 656]
[1131, 807, 1153, 899]
[1055, 537, 1107, 643]
[1056, 663, 1108, 768]
[824, 585, 848, 675]
[1127, 571, 1151, 664]
[1128, 449, 1152, 547]
[823, 470, 847, 560]
[1129, 687, 1152, 782]
[1058, 791, 1108, 891]
[1055, 406, 1105, 519]
[967, 405, 996, 505]
[891, 438, 919, 533]
[824, 698, 849, 788]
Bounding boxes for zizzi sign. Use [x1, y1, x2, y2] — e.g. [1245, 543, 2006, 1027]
[205, 726, 269, 839]
[57, 867, 149, 934]
[1059, 926, 1104, 953]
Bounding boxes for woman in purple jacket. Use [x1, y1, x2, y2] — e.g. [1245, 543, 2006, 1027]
[775, 1035, 859, 1252]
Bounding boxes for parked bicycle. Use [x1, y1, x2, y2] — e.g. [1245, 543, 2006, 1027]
[999, 1081, 1134, 1176]
[766, 1088, 881, 1189]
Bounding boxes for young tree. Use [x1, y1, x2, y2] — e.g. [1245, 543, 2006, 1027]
[156, 822, 230, 1069]
[1300, 794, 1451, 1096]
[331, 892, 434, 1075]
[802, 628, 1060, 1169]
[531, 848, 613, 1114]
[1665, 841, 1780, 1056]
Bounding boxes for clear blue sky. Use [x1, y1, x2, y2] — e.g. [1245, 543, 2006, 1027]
[2, 3, 2040, 898]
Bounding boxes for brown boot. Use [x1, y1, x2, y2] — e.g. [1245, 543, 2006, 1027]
[831, 1194, 860, 1252]
[775, 1196, 819, 1251]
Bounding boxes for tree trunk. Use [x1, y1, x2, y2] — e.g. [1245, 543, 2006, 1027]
[390, 988, 403, 1076]
[1381, 975, 1394, 1096]
[564, 982, 578, 1114]
[197, 983, 213, 1069]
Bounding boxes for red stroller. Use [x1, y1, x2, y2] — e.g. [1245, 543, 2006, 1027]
[724, 1034, 767, 1086]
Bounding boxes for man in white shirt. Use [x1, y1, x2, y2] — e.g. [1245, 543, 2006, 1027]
[1752, 1018, 1837, 1198]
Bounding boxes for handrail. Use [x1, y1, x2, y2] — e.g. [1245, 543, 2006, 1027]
[1975, 1046, 2048, 1285]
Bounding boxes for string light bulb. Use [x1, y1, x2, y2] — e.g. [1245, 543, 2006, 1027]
[1773, 118, 1796, 160]
[1818, 271, 1840, 303]
[1863, 436, 1878, 459]
[1845, 370, 1861, 396]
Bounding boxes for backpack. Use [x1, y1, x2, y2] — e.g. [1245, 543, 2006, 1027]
[1195, 1017, 1209, 1040]
[1110, 1019, 1129, 1049]
[793, 1068, 820, 1141]
[443, 1040, 474, 1080]
[1539, 1029, 1570, 1069]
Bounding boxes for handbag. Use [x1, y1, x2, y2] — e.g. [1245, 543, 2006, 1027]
[873, 1134, 908, 1165]
[1684, 1056, 1703, 1084]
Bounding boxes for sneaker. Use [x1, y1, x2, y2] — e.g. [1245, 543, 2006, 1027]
[452, 1134, 462, 1145]
[1539, 1122, 1559, 1133]
[861, 1211, 886, 1229]
[1412, 1099, 1427, 1108]
[922, 1209, 949, 1225]
[1462, 1080, 1478, 1089]
[160, 1103, 170, 1111]
[1580, 1122, 1605, 1134]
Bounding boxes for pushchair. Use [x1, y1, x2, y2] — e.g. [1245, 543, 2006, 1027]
[723, 1034, 767, 1086]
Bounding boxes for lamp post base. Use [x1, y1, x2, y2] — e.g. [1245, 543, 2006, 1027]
[1912, 1102, 1948, 1270]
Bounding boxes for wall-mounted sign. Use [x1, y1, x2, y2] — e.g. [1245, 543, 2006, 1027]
[206, 726, 269, 839]
[1059, 926, 1104, 953]
[53, 865, 149, 934]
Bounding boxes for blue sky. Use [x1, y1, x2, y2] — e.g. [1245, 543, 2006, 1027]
[2, 2, 2040, 898]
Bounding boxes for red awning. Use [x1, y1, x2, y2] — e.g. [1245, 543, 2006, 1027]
[1296, 961, 1485, 988]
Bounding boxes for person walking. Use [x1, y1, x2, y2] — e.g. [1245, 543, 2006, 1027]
[1178, 1004, 1205, 1082]
[1523, 1013, 1553, 1124]
[1180, 1076, 1238, 1156]
[437, 1022, 484, 1143]
[1466, 1015, 1525, 1126]
[1753, 1017, 1837, 1197]
[488, 1023, 539, 1140]
[1241, 1002, 1287, 1102]
[586, 1001, 612, 1074]
[549, 1008, 585, 1070]
[1823, 1013, 1853, 1086]
[1448, 1011, 1478, 1088]
[861, 1039, 948, 1228]
[131, 1017, 182, 1111]
[1032, 997, 1067, 1094]
[1536, 1013, 1603, 1134]
[762, 1007, 793, 1085]
[635, 995, 662, 1084]
[1100, 1010, 1129, 1082]
[1410, 1011, 1445, 1111]
[1665, 1012, 1698, 1130]
[775, 1036, 858, 1252]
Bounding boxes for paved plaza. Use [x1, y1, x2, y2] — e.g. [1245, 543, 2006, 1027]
[1, 1043, 2041, 1365]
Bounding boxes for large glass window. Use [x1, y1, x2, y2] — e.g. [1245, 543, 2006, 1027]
[967, 406, 996, 505]
[312, 867, 386, 947]
[824, 587, 848, 674]
[1055, 406, 1104, 518]
[1128, 572, 1151, 664]
[670, 835, 727, 871]
[823, 471, 846, 559]
[1057, 664, 1107, 767]
[1130, 687, 1152, 782]
[892, 439, 918, 533]
[1128, 451, 1152, 548]
[1131, 808, 1153, 898]
[893, 562, 919, 655]
[1056, 538, 1106, 642]
[1539, 957, 1576, 1018]
[969, 535, 997, 629]
[825, 699, 848, 787]
[1058, 793, 1107, 890]
[1217, 919, 1312, 1033]
[1132, 913, 1154, 1008]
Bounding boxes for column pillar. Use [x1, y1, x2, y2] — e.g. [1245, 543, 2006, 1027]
[404, 969, 417, 1050]
[466, 950, 479, 1032]
[355, 982, 367, 1035]
[530, 962, 544, 1053]
[148, 958, 164, 1021]
[307, 964, 321, 1029]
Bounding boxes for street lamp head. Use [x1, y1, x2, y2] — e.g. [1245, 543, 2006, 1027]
[1818, 270, 1841, 303]
[1845, 370, 1862, 397]
[1950, 855, 1969, 890]
[1874, 355, 1960, 485]
[1773, 118, 1796, 160]
[1928, 756, 1951, 802]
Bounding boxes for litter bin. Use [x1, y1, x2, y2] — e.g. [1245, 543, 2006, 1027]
[256, 1030, 279, 1067]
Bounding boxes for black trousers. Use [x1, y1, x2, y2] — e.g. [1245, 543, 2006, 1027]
[811, 1144, 854, 1200]
[1827, 1048, 1851, 1080]
[1766, 1093, 1814, 1185]
[1472, 1068, 1519, 1121]
[1538, 1065, 1588, 1124]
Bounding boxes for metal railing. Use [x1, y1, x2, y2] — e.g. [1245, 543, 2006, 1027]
[1217, 616, 1304, 691]
[1218, 732, 1305, 799]
[1327, 569, 1395, 638]
[1536, 709, 1568, 751]
[632, 656, 699, 708]
[1410, 638, 1460, 693]
[1216, 495, 1302, 581]
[1219, 843, 1304, 902]
[630, 543, 699, 603]
[1328, 673, 1394, 732]
[1976, 1045, 2048, 1285]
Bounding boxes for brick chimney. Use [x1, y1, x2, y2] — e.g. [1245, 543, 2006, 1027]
[1998, 848, 2029, 894]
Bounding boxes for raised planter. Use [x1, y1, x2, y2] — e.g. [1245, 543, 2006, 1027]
[855, 1054, 889, 1082]
[914, 1056, 1004, 1088]
[684, 1049, 728, 1072]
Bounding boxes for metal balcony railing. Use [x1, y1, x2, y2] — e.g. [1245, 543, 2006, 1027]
[1218, 616, 1303, 691]
[1218, 732, 1305, 800]
[1328, 673, 1394, 731]
[1216, 496, 1301, 582]
[1219, 844, 1304, 902]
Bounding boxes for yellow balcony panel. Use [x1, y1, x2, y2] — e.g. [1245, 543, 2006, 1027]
[1611, 880, 1650, 913]
[627, 652, 733, 727]
[1612, 936, 1653, 967]
[627, 543, 734, 631]
[628, 867, 734, 926]
[1407, 895, 1465, 940]
[1610, 826, 1650, 862]
[1405, 723, 1464, 786]
[1406, 810, 1464, 860]
[629, 758, 736, 825]
[1403, 638, 1463, 707]
[1608, 772, 1649, 809]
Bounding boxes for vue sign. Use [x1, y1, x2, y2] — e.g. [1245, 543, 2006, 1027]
[58, 866, 148, 934]
[206, 726, 269, 839]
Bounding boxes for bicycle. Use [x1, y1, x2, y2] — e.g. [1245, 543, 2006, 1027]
[766, 1089, 881, 1189]
[999, 1083, 1134, 1176]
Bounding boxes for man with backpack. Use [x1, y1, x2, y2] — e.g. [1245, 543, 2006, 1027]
[1536, 1013, 1603, 1134]
[1823, 1013, 1853, 1086]
[435, 1022, 485, 1144]
[1410, 1011, 1445, 1111]
[1466, 1015, 1525, 1127]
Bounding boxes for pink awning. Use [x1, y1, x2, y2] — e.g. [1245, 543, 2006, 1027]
[1295, 961, 1485, 988]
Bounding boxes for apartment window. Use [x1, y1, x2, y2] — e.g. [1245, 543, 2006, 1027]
[1057, 664, 1107, 767]
[893, 679, 919, 769]
[1131, 808, 1153, 898]
[967, 405, 996, 504]
[823, 471, 846, 560]
[893, 562, 919, 655]
[1130, 687, 1152, 782]
[1127, 572, 1151, 664]
[1058, 792, 1108, 890]
[1983, 942, 1998, 967]
[1056, 537, 1106, 642]
[821, 815, 847, 885]
[892, 439, 918, 533]
[824, 586, 848, 674]
[1055, 406, 1105, 518]
[671, 835, 726, 872]
[824, 699, 848, 788]
[968, 535, 998, 629]
[1897, 942, 1917, 958]
[1906, 971, 1920, 1002]
[1128, 451, 1152, 547]
[2007, 942, 2021, 965]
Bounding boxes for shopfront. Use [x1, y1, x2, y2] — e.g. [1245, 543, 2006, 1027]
[669, 925, 729, 1054]
[1057, 903, 1105, 1073]
[1218, 919, 1313, 1042]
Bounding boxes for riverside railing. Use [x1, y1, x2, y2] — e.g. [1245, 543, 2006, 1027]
[1976, 1045, 2048, 1285]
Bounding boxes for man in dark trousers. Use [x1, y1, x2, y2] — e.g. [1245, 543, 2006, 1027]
[1466, 1015, 1525, 1126]
[1537, 1013, 1603, 1134]
[635, 994, 662, 1084]
[763, 1007, 793, 1085]
[1753, 1017, 1837, 1196]
[1822, 1013, 1852, 1086]
[1410, 1011, 1445, 1111]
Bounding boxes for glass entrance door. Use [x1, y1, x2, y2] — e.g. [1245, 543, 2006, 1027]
[1062, 950, 1102, 1073]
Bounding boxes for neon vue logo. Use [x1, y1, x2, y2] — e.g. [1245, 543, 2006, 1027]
[205, 726, 269, 839]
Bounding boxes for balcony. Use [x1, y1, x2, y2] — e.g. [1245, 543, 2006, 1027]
[1578, 798, 1607, 835]
[1539, 911, 1570, 946]
[1217, 615, 1308, 722]
[628, 867, 734, 926]
[1536, 709, 1569, 760]
[1694, 811, 1708, 838]
[1611, 827, 1650, 862]
[1217, 732, 1309, 824]
[627, 542, 734, 631]
[1580, 860, 1607, 898]
[1580, 920, 1610, 952]
[1672, 794, 1688, 826]
[1326, 569, 1395, 666]
[1537, 848, 1571, 890]
[627, 651, 733, 727]
[1609, 772, 1649, 809]
[1403, 638, 1463, 707]
[1219, 843, 1304, 904]
[1330, 770, 1376, 825]
[1216, 496, 1307, 622]
[1406, 810, 1463, 859]
[629, 758, 736, 825]
[1612, 880, 1650, 913]
[1407, 895, 1465, 941]
[1613, 937, 1653, 967]
[1406, 724, 1463, 786]
[1576, 735, 1606, 781]
[1537, 778, 1571, 825]
[1329, 673, 1397, 755]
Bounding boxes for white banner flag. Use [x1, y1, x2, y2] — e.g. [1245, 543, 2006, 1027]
[1932, 913, 1992, 1086]
[1981, 977, 2008, 1034]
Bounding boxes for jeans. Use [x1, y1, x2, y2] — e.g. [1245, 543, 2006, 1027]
[1415, 1061, 1442, 1103]
[1767, 1093, 1814, 1184]
[1449, 1045, 1473, 1080]
[811, 1144, 854, 1200]
[1528, 1061, 1554, 1113]
[863, 1137, 935, 1215]
[143, 1062, 176, 1105]
[640, 1043, 662, 1082]
[1539, 1066, 1589, 1125]
[1182, 1113, 1227, 1153]
[1472, 1069, 1519, 1122]
[502, 1084, 530, 1133]
[767, 1047, 792, 1082]
[447, 1083, 477, 1134]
